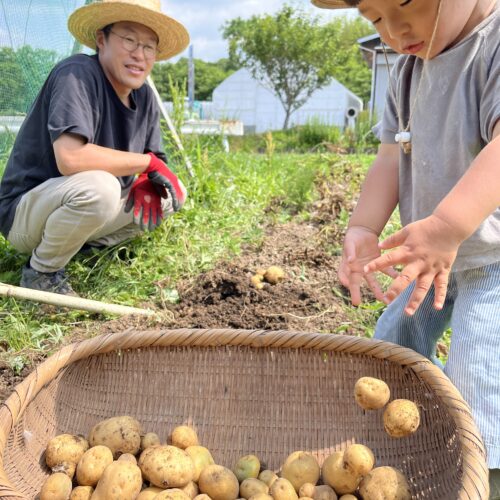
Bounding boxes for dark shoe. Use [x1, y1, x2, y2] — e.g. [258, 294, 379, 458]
[20, 264, 79, 296]
[78, 242, 106, 256]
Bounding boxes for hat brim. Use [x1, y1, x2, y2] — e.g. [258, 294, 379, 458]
[68, 2, 190, 60]
[311, 0, 354, 9]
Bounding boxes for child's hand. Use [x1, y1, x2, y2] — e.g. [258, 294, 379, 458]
[339, 226, 398, 306]
[364, 215, 462, 315]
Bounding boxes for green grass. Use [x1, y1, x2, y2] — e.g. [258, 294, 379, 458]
[0, 134, 377, 371]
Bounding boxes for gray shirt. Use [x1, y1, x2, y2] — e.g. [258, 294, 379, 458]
[378, 8, 500, 271]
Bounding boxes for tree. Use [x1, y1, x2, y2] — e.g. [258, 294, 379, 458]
[223, 6, 339, 129]
[152, 58, 235, 102]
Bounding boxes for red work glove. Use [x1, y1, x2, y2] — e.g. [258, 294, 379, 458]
[125, 173, 163, 231]
[145, 152, 186, 212]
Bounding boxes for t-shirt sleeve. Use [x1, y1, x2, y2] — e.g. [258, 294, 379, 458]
[376, 66, 400, 144]
[46, 62, 99, 144]
[480, 41, 500, 142]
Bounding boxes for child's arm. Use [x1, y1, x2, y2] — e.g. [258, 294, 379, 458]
[338, 143, 400, 305]
[365, 121, 500, 315]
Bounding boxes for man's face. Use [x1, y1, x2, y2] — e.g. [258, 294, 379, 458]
[96, 21, 158, 98]
[357, 0, 478, 59]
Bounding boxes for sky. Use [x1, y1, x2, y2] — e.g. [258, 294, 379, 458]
[0, 1, 356, 62]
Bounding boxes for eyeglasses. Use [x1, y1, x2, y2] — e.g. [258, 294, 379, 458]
[109, 30, 158, 60]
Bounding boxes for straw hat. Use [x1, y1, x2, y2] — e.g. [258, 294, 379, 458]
[68, 0, 190, 61]
[311, 0, 355, 9]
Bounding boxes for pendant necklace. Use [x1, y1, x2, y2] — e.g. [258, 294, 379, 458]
[381, 0, 444, 155]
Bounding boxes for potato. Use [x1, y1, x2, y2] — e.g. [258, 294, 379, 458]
[137, 487, 165, 500]
[299, 484, 337, 500]
[70, 485, 94, 500]
[198, 464, 240, 500]
[269, 478, 298, 500]
[76, 445, 113, 486]
[142, 432, 161, 450]
[118, 452, 137, 464]
[240, 478, 269, 498]
[250, 275, 264, 290]
[263, 266, 285, 284]
[258, 470, 278, 487]
[248, 495, 273, 500]
[233, 455, 261, 482]
[139, 445, 195, 488]
[193, 495, 212, 500]
[91, 460, 142, 500]
[185, 445, 216, 481]
[338, 496, 357, 500]
[170, 425, 199, 449]
[354, 377, 390, 410]
[45, 434, 89, 479]
[383, 399, 420, 438]
[321, 451, 361, 495]
[343, 444, 375, 476]
[358, 466, 411, 500]
[182, 480, 200, 499]
[154, 489, 192, 500]
[39, 472, 73, 500]
[281, 451, 320, 492]
[89, 416, 142, 458]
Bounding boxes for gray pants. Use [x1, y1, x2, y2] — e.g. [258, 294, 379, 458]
[7, 171, 174, 273]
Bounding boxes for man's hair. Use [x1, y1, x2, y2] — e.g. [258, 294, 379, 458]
[96, 23, 113, 53]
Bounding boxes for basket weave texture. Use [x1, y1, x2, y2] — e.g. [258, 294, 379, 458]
[0, 329, 489, 499]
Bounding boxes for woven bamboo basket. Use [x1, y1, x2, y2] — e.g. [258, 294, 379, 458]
[0, 329, 489, 499]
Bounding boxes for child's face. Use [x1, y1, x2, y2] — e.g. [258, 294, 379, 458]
[357, 0, 479, 59]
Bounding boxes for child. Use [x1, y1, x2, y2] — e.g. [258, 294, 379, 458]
[313, 0, 499, 497]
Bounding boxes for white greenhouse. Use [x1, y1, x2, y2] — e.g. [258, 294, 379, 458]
[211, 68, 363, 133]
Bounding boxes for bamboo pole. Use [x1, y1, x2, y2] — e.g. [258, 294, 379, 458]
[0, 283, 156, 317]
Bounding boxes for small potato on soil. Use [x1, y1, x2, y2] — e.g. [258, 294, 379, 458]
[263, 266, 285, 285]
[354, 377, 391, 410]
[39, 472, 73, 500]
[250, 274, 264, 290]
[233, 454, 261, 482]
[198, 464, 240, 500]
[45, 434, 89, 479]
[69, 485, 94, 500]
[170, 425, 199, 449]
[281, 451, 320, 492]
[358, 466, 411, 500]
[383, 399, 420, 438]
[343, 444, 375, 476]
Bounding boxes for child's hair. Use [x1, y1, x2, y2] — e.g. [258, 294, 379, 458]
[344, 0, 361, 5]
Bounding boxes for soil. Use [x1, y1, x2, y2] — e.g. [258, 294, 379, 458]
[0, 178, 374, 403]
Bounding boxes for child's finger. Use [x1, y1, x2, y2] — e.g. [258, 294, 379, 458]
[383, 266, 418, 303]
[364, 248, 408, 274]
[378, 228, 407, 250]
[364, 272, 385, 302]
[403, 275, 434, 315]
[433, 271, 450, 310]
[348, 271, 364, 306]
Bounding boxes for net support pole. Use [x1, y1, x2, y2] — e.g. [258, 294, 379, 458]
[147, 75, 194, 178]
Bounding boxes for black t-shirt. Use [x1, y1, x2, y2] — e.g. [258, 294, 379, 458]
[0, 54, 166, 237]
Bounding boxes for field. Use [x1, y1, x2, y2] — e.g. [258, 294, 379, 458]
[0, 130, 448, 403]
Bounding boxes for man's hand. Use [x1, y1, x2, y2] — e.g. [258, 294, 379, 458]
[339, 226, 398, 306]
[145, 153, 186, 212]
[364, 215, 462, 315]
[125, 174, 163, 231]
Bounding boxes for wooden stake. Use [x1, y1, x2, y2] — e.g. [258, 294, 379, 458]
[0, 283, 156, 317]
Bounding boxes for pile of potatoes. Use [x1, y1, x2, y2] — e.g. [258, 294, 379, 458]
[39, 376, 419, 500]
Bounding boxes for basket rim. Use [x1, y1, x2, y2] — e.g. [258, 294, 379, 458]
[0, 328, 489, 499]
